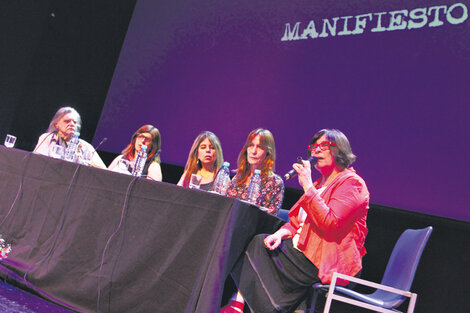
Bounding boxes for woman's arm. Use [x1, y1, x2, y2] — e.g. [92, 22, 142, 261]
[302, 178, 369, 234]
[147, 162, 162, 181]
[264, 228, 293, 250]
[177, 171, 187, 186]
[293, 160, 368, 234]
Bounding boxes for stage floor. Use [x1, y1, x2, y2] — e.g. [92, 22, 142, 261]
[0, 281, 73, 313]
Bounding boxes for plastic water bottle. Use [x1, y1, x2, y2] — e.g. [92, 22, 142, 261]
[213, 162, 230, 195]
[246, 169, 261, 204]
[132, 145, 148, 177]
[64, 133, 80, 162]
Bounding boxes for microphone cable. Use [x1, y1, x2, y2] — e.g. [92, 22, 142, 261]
[96, 175, 139, 313]
[32, 131, 58, 154]
[23, 161, 82, 286]
[89, 137, 107, 164]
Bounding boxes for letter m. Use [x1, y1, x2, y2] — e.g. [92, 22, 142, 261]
[281, 22, 301, 41]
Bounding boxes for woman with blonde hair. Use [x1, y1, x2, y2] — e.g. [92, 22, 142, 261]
[178, 131, 224, 191]
[226, 128, 284, 215]
[108, 125, 162, 181]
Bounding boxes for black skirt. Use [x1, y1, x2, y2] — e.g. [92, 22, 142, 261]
[231, 234, 321, 313]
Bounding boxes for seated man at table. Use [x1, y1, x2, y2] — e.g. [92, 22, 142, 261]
[33, 107, 106, 168]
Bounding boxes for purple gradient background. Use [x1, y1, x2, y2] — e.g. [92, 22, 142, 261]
[94, 0, 470, 222]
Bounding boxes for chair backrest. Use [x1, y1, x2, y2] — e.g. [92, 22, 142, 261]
[278, 209, 290, 222]
[372, 226, 433, 308]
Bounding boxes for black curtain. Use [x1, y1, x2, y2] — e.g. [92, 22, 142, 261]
[0, 0, 137, 150]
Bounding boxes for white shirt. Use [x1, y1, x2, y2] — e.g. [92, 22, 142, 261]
[33, 132, 106, 168]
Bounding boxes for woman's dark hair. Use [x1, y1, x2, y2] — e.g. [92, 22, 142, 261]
[309, 129, 356, 169]
[122, 125, 161, 163]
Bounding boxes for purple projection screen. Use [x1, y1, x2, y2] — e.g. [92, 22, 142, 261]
[94, 0, 470, 222]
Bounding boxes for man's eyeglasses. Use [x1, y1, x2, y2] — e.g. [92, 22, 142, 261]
[308, 141, 336, 152]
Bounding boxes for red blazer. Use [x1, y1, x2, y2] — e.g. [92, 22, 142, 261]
[281, 168, 369, 285]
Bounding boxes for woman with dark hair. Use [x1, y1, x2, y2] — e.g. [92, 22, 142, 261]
[226, 128, 284, 215]
[222, 129, 369, 313]
[108, 125, 162, 181]
[33, 107, 106, 168]
[177, 131, 224, 191]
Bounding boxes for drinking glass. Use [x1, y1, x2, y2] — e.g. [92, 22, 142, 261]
[189, 174, 202, 189]
[4, 134, 16, 148]
[49, 145, 65, 159]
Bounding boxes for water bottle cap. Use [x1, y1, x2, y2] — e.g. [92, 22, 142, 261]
[223, 161, 230, 167]
[141, 145, 147, 150]
[254, 169, 261, 175]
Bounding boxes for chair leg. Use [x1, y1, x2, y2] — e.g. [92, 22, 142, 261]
[322, 284, 336, 313]
[322, 295, 333, 313]
[309, 288, 323, 313]
[407, 293, 417, 313]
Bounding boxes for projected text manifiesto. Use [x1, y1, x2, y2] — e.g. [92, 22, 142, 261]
[281, 3, 468, 41]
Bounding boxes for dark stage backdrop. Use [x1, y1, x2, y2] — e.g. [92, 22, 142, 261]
[0, 0, 137, 152]
[93, 0, 470, 222]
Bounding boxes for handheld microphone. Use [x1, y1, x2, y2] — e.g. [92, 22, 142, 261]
[283, 156, 318, 180]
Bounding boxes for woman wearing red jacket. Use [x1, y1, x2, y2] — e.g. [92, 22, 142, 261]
[223, 129, 369, 313]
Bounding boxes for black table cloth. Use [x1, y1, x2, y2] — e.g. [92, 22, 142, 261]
[0, 146, 283, 312]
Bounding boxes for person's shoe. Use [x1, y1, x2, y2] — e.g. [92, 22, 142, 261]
[220, 299, 244, 313]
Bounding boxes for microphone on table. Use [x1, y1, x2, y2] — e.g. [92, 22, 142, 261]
[91, 137, 108, 157]
[283, 156, 318, 180]
[83, 137, 107, 166]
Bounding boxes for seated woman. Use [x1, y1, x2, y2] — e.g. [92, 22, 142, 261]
[226, 128, 284, 216]
[108, 125, 162, 181]
[33, 107, 106, 168]
[222, 129, 370, 313]
[177, 131, 224, 191]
